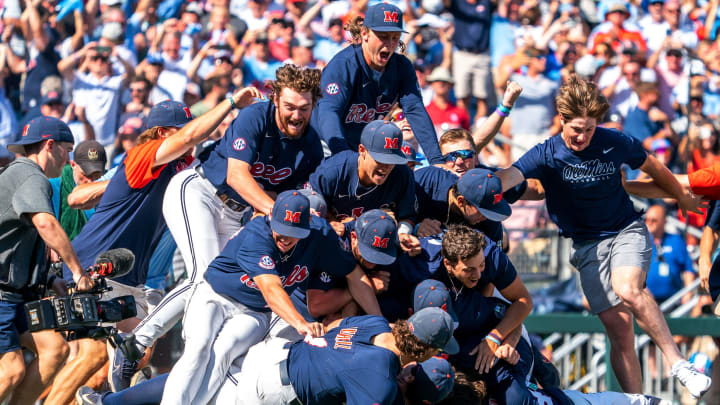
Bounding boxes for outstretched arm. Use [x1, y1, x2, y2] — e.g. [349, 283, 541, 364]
[154, 87, 262, 167]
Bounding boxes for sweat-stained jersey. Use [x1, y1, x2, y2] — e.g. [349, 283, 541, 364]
[67, 139, 193, 286]
[312, 44, 443, 164]
[200, 102, 323, 207]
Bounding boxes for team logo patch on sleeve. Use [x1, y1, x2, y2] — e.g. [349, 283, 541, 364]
[325, 83, 340, 96]
[259, 255, 275, 270]
[233, 138, 247, 151]
[320, 272, 332, 284]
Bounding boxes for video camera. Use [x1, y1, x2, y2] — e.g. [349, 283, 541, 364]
[24, 249, 137, 341]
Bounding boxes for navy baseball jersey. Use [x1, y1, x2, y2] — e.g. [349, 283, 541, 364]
[311, 44, 443, 164]
[414, 166, 526, 245]
[308, 150, 417, 221]
[705, 200, 720, 300]
[200, 101, 323, 206]
[204, 215, 357, 311]
[288, 315, 403, 405]
[67, 139, 193, 286]
[513, 127, 647, 241]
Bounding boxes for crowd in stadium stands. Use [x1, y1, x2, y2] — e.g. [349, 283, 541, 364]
[2, 0, 720, 403]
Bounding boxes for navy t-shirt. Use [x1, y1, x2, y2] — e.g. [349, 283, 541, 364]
[513, 128, 647, 241]
[204, 216, 356, 311]
[199, 101, 323, 206]
[288, 315, 402, 405]
[414, 165, 526, 247]
[308, 150, 417, 221]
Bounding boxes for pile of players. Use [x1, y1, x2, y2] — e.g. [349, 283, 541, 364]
[1, 2, 715, 405]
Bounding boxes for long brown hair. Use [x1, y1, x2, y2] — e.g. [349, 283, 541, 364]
[392, 320, 434, 361]
[555, 74, 610, 122]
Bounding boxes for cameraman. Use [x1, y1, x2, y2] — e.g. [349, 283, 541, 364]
[0, 117, 94, 404]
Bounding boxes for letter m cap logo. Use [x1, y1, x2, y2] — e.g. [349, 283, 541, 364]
[284, 210, 301, 223]
[384, 11, 398, 23]
[384, 137, 399, 149]
[372, 236, 389, 248]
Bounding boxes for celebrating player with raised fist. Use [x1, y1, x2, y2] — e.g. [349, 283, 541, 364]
[312, 3, 443, 164]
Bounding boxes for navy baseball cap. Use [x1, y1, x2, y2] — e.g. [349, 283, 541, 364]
[407, 307, 459, 355]
[364, 3, 407, 33]
[413, 279, 458, 325]
[271, 190, 312, 239]
[9, 117, 75, 154]
[41, 90, 63, 106]
[360, 120, 408, 165]
[400, 140, 421, 162]
[298, 188, 328, 218]
[412, 357, 455, 404]
[147, 100, 193, 129]
[354, 209, 398, 265]
[456, 168, 511, 222]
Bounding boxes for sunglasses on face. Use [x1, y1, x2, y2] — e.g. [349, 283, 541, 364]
[444, 149, 475, 162]
[391, 111, 405, 121]
[91, 55, 110, 62]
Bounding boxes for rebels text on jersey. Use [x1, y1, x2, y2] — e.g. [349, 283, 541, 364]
[308, 150, 417, 221]
[204, 215, 357, 311]
[199, 102, 323, 207]
[312, 44, 443, 164]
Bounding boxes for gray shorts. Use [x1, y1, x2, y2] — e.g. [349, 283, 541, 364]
[452, 50, 495, 101]
[569, 219, 652, 314]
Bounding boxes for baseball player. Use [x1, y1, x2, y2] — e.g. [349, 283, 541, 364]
[413, 166, 520, 248]
[110, 66, 322, 391]
[308, 119, 421, 253]
[304, 209, 399, 320]
[63, 91, 257, 398]
[76, 310, 458, 405]
[311, 2, 443, 164]
[413, 280, 670, 405]
[496, 75, 709, 397]
[161, 191, 381, 404]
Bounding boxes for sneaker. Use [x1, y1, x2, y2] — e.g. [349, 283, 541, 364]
[75, 386, 104, 405]
[130, 366, 152, 387]
[107, 333, 143, 392]
[671, 359, 712, 399]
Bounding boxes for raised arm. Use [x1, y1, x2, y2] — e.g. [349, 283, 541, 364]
[473, 81, 522, 150]
[154, 87, 262, 167]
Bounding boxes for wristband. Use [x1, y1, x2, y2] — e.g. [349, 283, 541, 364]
[413, 223, 421, 236]
[485, 335, 502, 346]
[398, 221, 412, 235]
[497, 104, 511, 115]
[488, 332, 503, 343]
[495, 107, 509, 118]
[228, 96, 238, 109]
